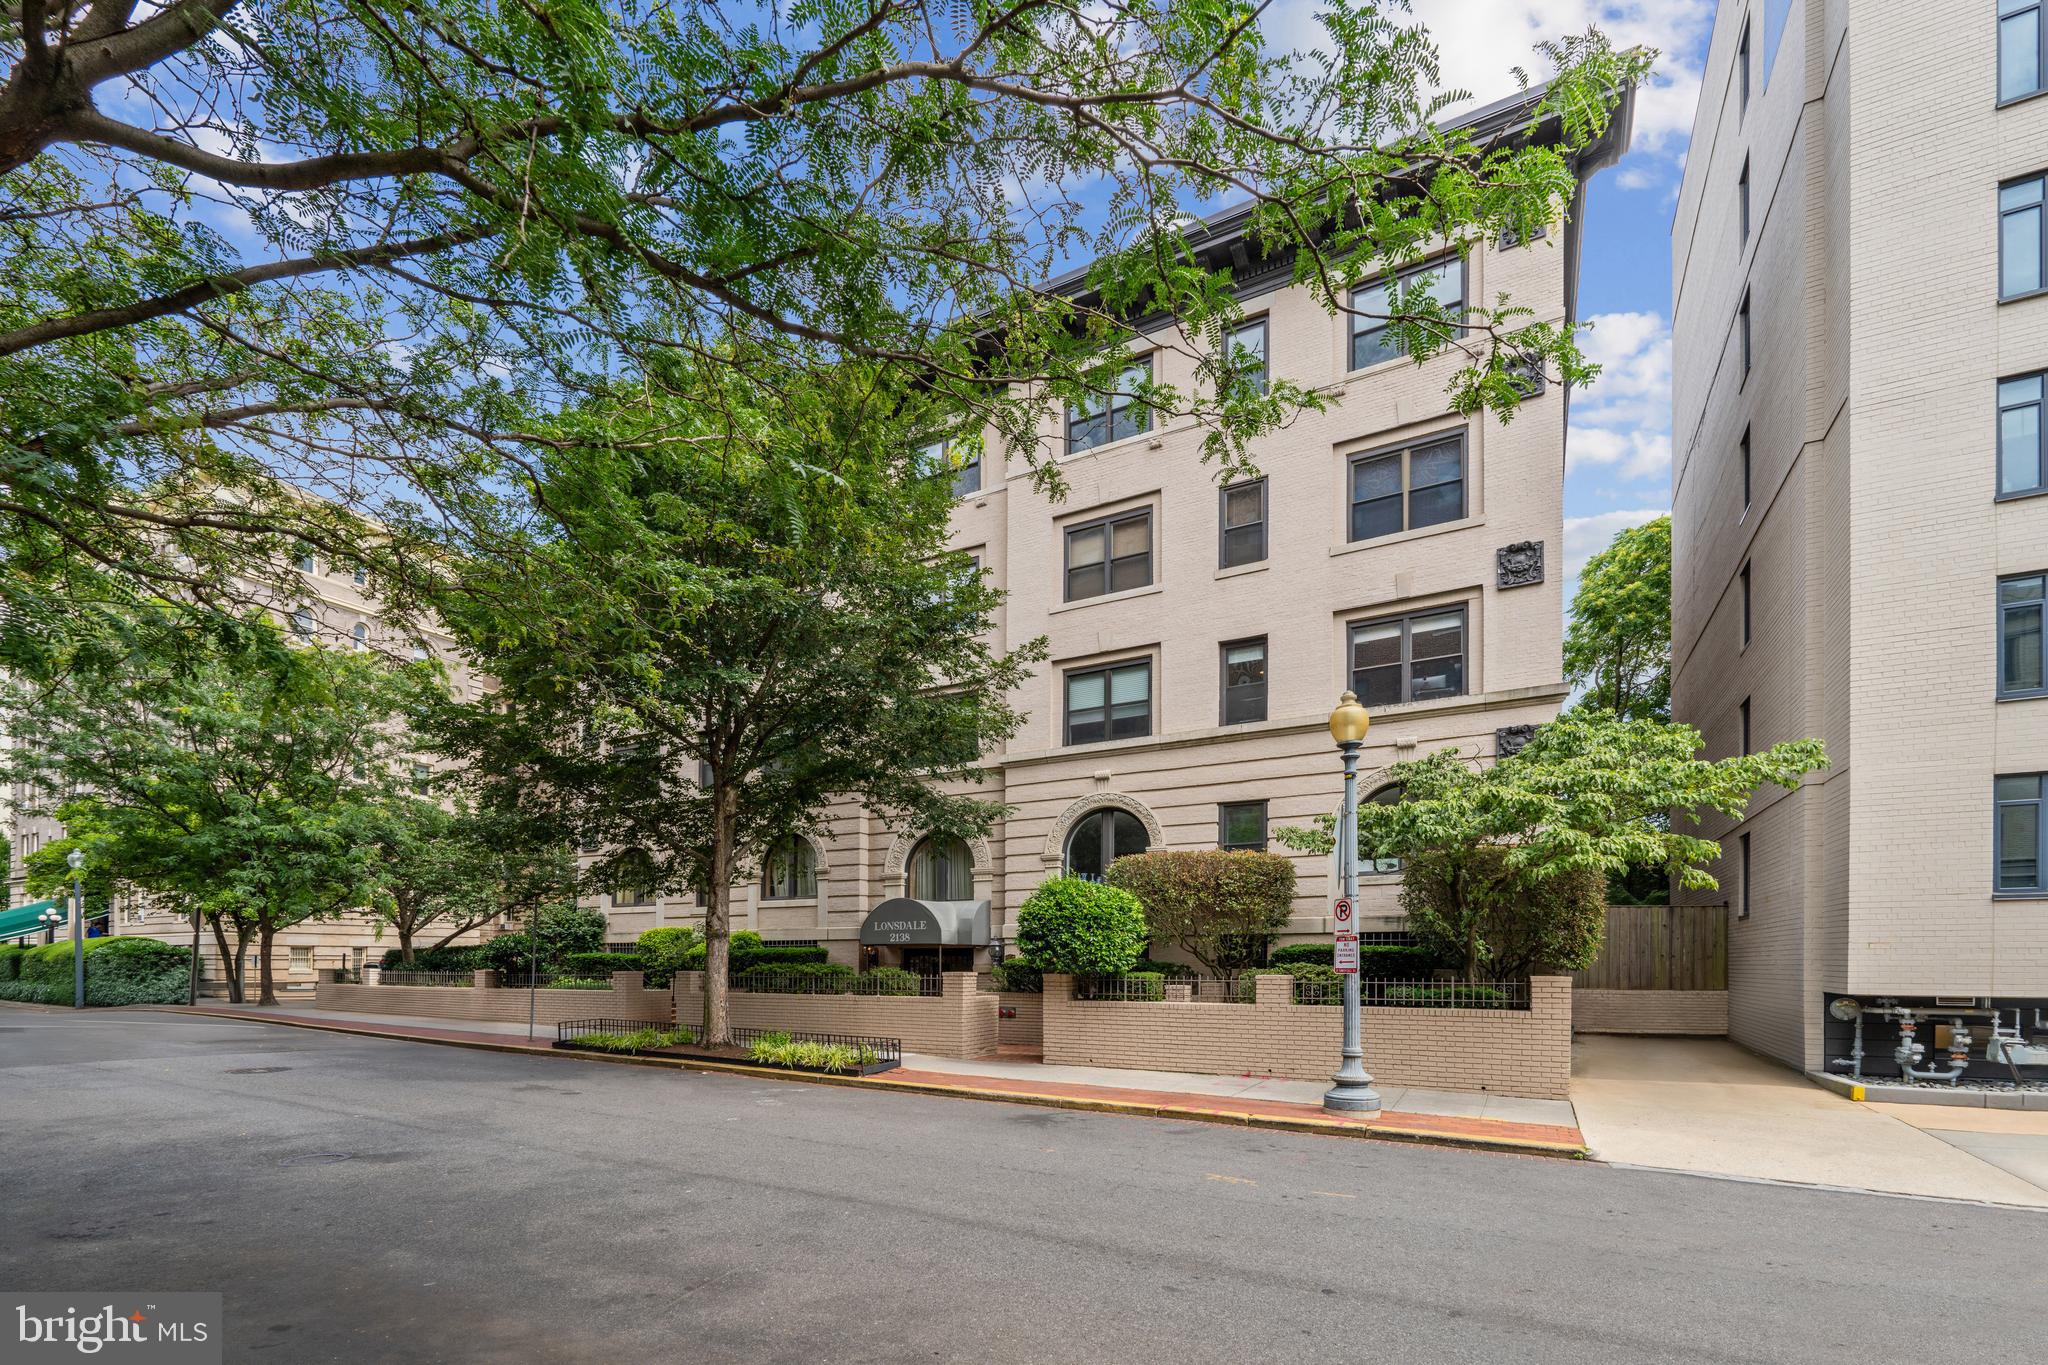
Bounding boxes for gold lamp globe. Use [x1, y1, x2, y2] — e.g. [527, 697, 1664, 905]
[1327, 691, 1370, 745]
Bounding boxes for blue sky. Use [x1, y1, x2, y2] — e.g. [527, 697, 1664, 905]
[1262, 1, 1714, 584]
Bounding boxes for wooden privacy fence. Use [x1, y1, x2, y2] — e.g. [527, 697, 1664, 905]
[1574, 905, 1727, 991]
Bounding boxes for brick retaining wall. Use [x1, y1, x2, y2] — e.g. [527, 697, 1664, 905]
[998, 992, 1043, 1049]
[315, 970, 672, 1028]
[671, 972, 998, 1059]
[1040, 974, 1573, 1100]
[1573, 989, 1728, 1036]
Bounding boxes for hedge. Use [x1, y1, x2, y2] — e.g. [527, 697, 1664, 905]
[1267, 943, 1440, 978]
[380, 945, 484, 972]
[1015, 877, 1147, 975]
[0, 944, 26, 981]
[0, 936, 191, 1006]
[1235, 961, 1344, 1005]
[564, 951, 644, 978]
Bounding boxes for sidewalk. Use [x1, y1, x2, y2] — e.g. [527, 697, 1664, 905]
[1571, 1035, 2048, 1208]
[149, 1002, 1587, 1156]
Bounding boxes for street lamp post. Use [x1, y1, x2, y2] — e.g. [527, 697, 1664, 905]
[67, 848, 86, 1009]
[1324, 691, 1382, 1114]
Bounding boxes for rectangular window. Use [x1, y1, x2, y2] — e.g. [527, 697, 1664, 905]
[1348, 432, 1466, 542]
[1220, 637, 1268, 725]
[1065, 660, 1152, 745]
[1063, 508, 1152, 601]
[1348, 608, 1467, 708]
[1225, 319, 1268, 394]
[2003, 175, 2046, 299]
[1738, 832, 1752, 920]
[2001, 372, 2046, 495]
[923, 440, 982, 498]
[290, 946, 312, 972]
[1350, 257, 1465, 371]
[1218, 801, 1268, 852]
[2001, 573, 2048, 697]
[1738, 290, 1752, 375]
[1997, 773, 2048, 892]
[1739, 696, 1751, 755]
[1219, 479, 1266, 567]
[1737, 19, 1751, 116]
[1740, 427, 1752, 512]
[2002, 0, 2045, 102]
[1067, 357, 1153, 453]
[1740, 562, 1752, 645]
[1738, 158, 1750, 245]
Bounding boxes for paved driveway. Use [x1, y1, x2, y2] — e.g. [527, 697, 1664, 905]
[1572, 1034, 2048, 1205]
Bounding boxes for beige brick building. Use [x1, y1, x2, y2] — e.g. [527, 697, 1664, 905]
[605, 87, 1634, 969]
[1672, 0, 2048, 1071]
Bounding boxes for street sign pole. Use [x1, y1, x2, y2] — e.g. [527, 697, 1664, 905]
[1323, 733, 1380, 1113]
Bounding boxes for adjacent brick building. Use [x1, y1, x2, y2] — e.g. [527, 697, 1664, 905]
[1671, 0, 2048, 1070]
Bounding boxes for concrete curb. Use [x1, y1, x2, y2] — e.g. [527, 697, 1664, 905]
[151, 1005, 1587, 1160]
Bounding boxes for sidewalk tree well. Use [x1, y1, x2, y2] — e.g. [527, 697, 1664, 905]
[1104, 849, 1295, 976]
[1275, 710, 1828, 981]
[1014, 877, 1148, 976]
[0, 612, 437, 1003]
[0, 2, 1647, 677]
[420, 366, 1042, 1043]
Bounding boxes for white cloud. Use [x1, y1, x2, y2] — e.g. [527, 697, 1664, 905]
[1566, 308, 1673, 483]
[1563, 507, 1668, 583]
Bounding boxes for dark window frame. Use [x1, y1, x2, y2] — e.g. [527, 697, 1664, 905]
[1349, 256, 1466, 372]
[2001, 172, 2047, 301]
[1740, 561, 1752, 646]
[1219, 478, 1267, 568]
[2000, 370, 2048, 497]
[1738, 289, 1752, 376]
[1740, 426, 1752, 513]
[1737, 831, 1752, 919]
[1738, 156, 1751, 245]
[613, 848, 657, 908]
[1346, 606, 1469, 708]
[2000, 572, 2048, 699]
[1063, 658, 1154, 746]
[907, 834, 975, 900]
[1063, 806, 1150, 879]
[1737, 18, 1751, 117]
[1219, 636, 1268, 726]
[1225, 317, 1269, 395]
[1217, 800, 1268, 852]
[1739, 696, 1752, 755]
[1062, 506, 1154, 602]
[1996, 773, 2048, 894]
[1066, 356, 1154, 454]
[760, 835, 818, 901]
[1346, 430, 1467, 544]
[2000, 0, 2047, 105]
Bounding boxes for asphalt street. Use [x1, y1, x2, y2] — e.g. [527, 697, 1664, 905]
[1, 1007, 2042, 1364]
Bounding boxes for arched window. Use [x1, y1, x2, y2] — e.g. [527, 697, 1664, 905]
[350, 623, 368, 651]
[1365, 784, 1404, 874]
[908, 836, 974, 900]
[761, 837, 818, 900]
[612, 848, 657, 907]
[1063, 808, 1149, 880]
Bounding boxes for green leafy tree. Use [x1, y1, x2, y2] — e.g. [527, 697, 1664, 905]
[1276, 710, 1828, 980]
[1565, 515, 1671, 722]
[366, 799, 574, 965]
[0, 616, 437, 1002]
[22, 807, 117, 922]
[424, 365, 1042, 1042]
[0, 3, 1647, 670]
[1014, 877, 1149, 976]
[1104, 849, 1295, 976]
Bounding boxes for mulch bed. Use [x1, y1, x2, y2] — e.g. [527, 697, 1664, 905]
[553, 1037, 898, 1076]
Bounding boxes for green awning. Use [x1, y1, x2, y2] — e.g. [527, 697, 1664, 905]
[0, 899, 61, 942]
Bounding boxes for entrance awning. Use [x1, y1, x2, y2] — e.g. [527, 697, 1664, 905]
[858, 897, 990, 947]
[0, 899, 61, 942]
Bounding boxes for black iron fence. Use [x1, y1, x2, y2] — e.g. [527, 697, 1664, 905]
[725, 1025, 903, 1069]
[377, 970, 472, 988]
[1071, 972, 1530, 1011]
[730, 968, 942, 998]
[557, 1016, 675, 1041]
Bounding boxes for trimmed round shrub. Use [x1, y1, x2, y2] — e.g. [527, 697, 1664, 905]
[859, 965, 920, 996]
[1106, 849, 1295, 973]
[635, 926, 699, 985]
[1015, 877, 1147, 976]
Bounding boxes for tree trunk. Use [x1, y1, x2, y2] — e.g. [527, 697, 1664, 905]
[703, 784, 738, 1044]
[398, 918, 415, 965]
[256, 916, 278, 1005]
[208, 914, 242, 1004]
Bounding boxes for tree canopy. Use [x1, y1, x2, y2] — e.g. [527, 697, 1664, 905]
[422, 362, 1044, 1040]
[1, 0, 1650, 667]
[1565, 514, 1671, 722]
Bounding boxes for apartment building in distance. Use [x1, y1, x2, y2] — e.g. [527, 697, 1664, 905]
[1, 554, 492, 990]
[597, 85, 1635, 969]
[1671, 1, 2048, 1073]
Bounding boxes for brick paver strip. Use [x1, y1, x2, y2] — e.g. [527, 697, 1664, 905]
[151, 1005, 1585, 1156]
